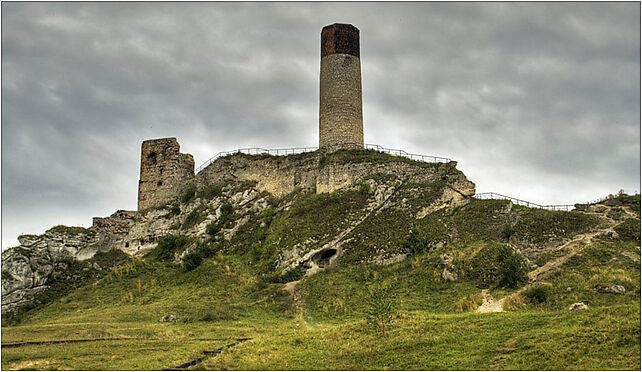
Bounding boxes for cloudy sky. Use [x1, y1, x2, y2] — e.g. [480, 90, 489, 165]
[2, 2, 640, 249]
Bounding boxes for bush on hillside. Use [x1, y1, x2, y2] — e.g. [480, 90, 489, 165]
[181, 242, 216, 271]
[182, 252, 203, 271]
[180, 183, 197, 204]
[523, 284, 551, 304]
[465, 242, 529, 288]
[198, 184, 222, 199]
[404, 228, 430, 254]
[146, 235, 192, 262]
[614, 218, 641, 242]
[219, 202, 234, 227]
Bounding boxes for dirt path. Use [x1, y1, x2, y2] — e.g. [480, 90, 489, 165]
[476, 289, 506, 313]
[477, 204, 631, 313]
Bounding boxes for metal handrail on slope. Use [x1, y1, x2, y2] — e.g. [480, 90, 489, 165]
[475, 192, 576, 211]
[194, 143, 453, 174]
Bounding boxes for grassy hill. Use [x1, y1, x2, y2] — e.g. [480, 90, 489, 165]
[1, 152, 640, 370]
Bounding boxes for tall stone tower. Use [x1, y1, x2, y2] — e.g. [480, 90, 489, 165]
[138, 137, 194, 210]
[319, 23, 364, 151]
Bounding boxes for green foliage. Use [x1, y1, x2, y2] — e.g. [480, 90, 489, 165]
[452, 199, 512, 243]
[267, 266, 305, 284]
[497, 245, 530, 288]
[146, 235, 192, 262]
[198, 184, 222, 199]
[182, 208, 206, 230]
[324, 148, 444, 169]
[464, 242, 528, 288]
[182, 252, 202, 271]
[366, 288, 396, 337]
[523, 285, 551, 304]
[359, 182, 371, 196]
[501, 223, 514, 241]
[456, 293, 483, 312]
[262, 208, 276, 225]
[181, 243, 217, 271]
[511, 209, 599, 246]
[219, 202, 234, 227]
[614, 218, 640, 242]
[46, 225, 92, 236]
[604, 192, 640, 214]
[180, 183, 197, 204]
[206, 222, 221, 236]
[404, 227, 430, 254]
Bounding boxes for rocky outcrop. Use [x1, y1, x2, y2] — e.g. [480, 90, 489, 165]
[2, 150, 474, 315]
[1, 211, 135, 314]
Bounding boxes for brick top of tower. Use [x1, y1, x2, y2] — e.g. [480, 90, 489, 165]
[321, 23, 360, 59]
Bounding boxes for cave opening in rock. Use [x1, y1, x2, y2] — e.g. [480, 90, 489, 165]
[312, 248, 337, 268]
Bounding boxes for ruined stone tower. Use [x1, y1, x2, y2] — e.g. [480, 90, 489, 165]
[137, 138, 194, 210]
[319, 23, 364, 151]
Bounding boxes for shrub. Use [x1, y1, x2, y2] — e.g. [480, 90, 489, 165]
[359, 182, 371, 196]
[456, 293, 483, 312]
[366, 288, 396, 337]
[182, 252, 203, 271]
[219, 202, 234, 227]
[180, 183, 197, 204]
[523, 284, 551, 304]
[198, 184, 223, 199]
[404, 227, 430, 254]
[206, 222, 221, 236]
[268, 266, 305, 283]
[168, 204, 181, 216]
[182, 209, 206, 229]
[501, 223, 514, 241]
[466, 242, 529, 288]
[146, 235, 192, 261]
[614, 218, 640, 242]
[262, 208, 276, 225]
[497, 245, 530, 288]
[503, 294, 528, 311]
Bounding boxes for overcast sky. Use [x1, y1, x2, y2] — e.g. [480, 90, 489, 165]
[2, 2, 640, 250]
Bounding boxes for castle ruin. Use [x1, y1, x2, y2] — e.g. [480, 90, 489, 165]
[319, 23, 364, 150]
[138, 138, 194, 210]
[138, 23, 365, 210]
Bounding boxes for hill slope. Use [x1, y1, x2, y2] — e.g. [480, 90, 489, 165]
[1, 150, 640, 370]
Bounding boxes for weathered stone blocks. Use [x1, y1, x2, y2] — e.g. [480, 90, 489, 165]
[138, 138, 194, 210]
[319, 23, 364, 151]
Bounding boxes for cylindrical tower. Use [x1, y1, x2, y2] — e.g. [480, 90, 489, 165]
[319, 23, 364, 151]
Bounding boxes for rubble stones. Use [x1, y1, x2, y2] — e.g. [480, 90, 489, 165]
[595, 284, 626, 294]
[569, 302, 589, 311]
[160, 314, 177, 322]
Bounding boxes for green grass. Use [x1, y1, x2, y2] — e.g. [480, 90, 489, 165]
[2, 164, 639, 370]
[45, 225, 94, 236]
[2, 238, 640, 370]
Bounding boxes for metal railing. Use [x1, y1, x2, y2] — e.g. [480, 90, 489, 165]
[364, 144, 452, 163]
[475, 192, 575, 211]
[195, 143, 453, 174]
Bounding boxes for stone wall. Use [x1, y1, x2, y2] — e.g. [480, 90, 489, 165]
[319, 24, 363, 150]
[138, 138, 195, 210]
[196, 152, 475, 200]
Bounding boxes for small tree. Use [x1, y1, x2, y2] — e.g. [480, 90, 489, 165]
[497, 245, 529, 288]
[366, 288, 396, 337]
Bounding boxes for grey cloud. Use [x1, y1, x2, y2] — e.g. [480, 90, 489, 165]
[2, 2, 639, 249]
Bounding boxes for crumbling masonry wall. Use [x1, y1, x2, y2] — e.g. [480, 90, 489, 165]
[138, 138, 194, 210]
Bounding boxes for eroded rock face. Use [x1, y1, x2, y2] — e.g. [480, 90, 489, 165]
[1, 211, 136, 314]
[3, 150, 477, 315]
